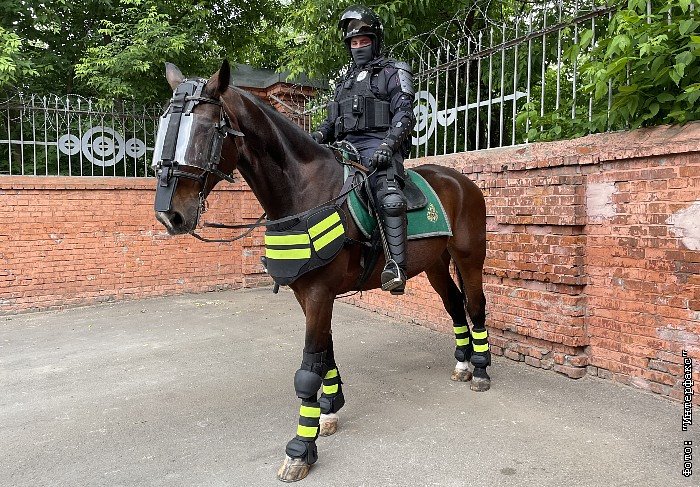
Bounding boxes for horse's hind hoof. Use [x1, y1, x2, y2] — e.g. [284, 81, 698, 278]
[470, 366, 491, 392]
[319, 413, 338, 436]
[470, 376, 491, 392]
[451, 368, 473, 382]
[277, 456, 311, 482]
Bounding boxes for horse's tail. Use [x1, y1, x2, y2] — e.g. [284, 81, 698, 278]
[452, 258, 467, 303]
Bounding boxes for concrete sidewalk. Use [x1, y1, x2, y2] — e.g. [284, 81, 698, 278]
[0, 288, 695, 487]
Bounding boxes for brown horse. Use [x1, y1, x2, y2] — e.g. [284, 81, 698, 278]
[153, 61, 489, 482]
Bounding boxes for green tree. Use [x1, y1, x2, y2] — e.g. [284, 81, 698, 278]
[0, 0, 288, 103]
[0, 25, 36, 85]
[0, 0, 121, 95]
[75, 0, 289, 104]
[520, 0, 700, 141]
[583, 0, 700, 129]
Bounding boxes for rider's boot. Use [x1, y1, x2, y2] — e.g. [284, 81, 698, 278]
[378, 179, 408, 295]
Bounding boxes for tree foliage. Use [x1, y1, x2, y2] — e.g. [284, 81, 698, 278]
[520, 0, 700, 141]
[0, 0, 288, 103]
[281, 0, 502, 80]
[0, 25, 36, 85]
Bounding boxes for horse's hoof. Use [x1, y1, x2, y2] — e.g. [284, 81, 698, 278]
[277, 456, 310, 482]
[470, 376, 491, 392]
[319, 413, 338, 436]
[451, 368, 473, 382]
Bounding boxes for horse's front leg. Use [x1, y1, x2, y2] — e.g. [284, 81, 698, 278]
[318, 336, 345, 436]
[277, 289, 337, 482]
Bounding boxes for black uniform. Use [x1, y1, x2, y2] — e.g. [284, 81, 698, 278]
[312, 55, 415, 293]
[315, 56, 415, 164]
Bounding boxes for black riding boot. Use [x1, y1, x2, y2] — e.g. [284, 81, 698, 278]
[380, 212, 407, 294]
[377, 176, 408, 295]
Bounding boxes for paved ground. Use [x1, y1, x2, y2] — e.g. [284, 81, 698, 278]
[0, 287, 696, 487]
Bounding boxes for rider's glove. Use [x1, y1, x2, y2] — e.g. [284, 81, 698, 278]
[371, 143, 393, 170]
[310, 131, 325, 144]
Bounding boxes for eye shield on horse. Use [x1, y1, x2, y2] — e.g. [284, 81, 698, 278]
[152, 78, 243, 212]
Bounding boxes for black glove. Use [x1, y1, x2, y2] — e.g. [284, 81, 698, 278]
[310, 131, 325, 144]
[371, 143, 393, 169]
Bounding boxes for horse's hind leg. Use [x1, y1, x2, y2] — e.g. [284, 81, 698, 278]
[425, 251, 473, 382]
[452, 254, 490, 392]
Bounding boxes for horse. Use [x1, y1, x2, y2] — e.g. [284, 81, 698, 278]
[153, 60, 489, 482]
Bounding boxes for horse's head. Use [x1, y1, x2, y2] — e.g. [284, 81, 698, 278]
[153, 61, 242, 234]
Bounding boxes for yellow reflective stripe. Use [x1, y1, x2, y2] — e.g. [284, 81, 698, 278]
[453, 326, 469, 334]
[324, 368, 338, 379]
[299, 405, 321, 418]
[264, 234, 310, 246]
[296, 425, 318, 438]
[456, 338, 470, 346]
[265, 248, 311, 260]
[313, 223, 344, 251]
[474, 343, 489, 352]
[322, 384, 339, 395]
[472, 330, 488, 340]
[309, 212, 341, 239]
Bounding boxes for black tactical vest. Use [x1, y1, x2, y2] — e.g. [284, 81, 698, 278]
[327, 66, 391, 138]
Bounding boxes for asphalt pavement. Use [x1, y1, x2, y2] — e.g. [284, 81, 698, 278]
[0, 287, 695, 487]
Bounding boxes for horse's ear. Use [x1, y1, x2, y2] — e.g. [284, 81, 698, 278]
[165, 63, 184, 90]
[214, 60, 231, 95]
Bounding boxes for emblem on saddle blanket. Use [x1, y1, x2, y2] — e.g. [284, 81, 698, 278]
[263, 206, 346, 286]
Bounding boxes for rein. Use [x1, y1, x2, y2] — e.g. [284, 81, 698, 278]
[190, 157, 374, 243]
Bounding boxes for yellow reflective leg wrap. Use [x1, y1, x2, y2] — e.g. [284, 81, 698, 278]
[453, 325, 470, 347]
[472, 329, 489, 353]
[296, 400, 321, 441]
[319, 367, 345, 414]
[322, 368, 340, 395]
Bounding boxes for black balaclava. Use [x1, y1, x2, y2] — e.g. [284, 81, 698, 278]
[350, 39, 374, 67]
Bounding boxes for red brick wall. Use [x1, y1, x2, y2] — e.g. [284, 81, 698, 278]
[342, 122, 700, 404]
[0, 177, 269, 313]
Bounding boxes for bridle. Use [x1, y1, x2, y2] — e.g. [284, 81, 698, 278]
[153, 78, 243, 215]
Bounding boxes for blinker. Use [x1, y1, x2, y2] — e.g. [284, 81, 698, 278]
[152, 78, 243, 213]
[154, 173, 178, 212]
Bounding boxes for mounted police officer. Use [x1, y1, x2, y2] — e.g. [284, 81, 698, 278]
[311, 5, 416, 295]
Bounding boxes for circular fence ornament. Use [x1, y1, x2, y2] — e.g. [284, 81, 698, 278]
[125, 138, 147, 159]
[57, 134, 81, 156]
[81, 126, 125, 167]
[412, 91, 438, 146]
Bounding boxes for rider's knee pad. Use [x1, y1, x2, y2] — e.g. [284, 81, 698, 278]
[377, 181, 407, 217]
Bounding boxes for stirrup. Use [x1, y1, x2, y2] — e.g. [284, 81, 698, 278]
[381, 261, 405, 294]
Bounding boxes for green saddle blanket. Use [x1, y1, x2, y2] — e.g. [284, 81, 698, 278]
[346, 168, 452, 240]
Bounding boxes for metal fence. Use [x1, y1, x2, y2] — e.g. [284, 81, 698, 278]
[0, 0, 630, 176]
[0, 94, 161, 177]
[388, 0, 619, 158]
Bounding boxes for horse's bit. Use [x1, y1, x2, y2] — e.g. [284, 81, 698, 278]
[152, 78, 243, 214]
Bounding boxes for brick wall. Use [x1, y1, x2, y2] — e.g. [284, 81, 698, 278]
[342, 122, 700, 404]
[1, 122, 698, 404]
[0, 177, 269, 313]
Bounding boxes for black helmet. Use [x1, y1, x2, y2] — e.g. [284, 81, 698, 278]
[338, 5, 384, 56]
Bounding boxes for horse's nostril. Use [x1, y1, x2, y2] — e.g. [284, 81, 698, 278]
[171, 212, 184, 227]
